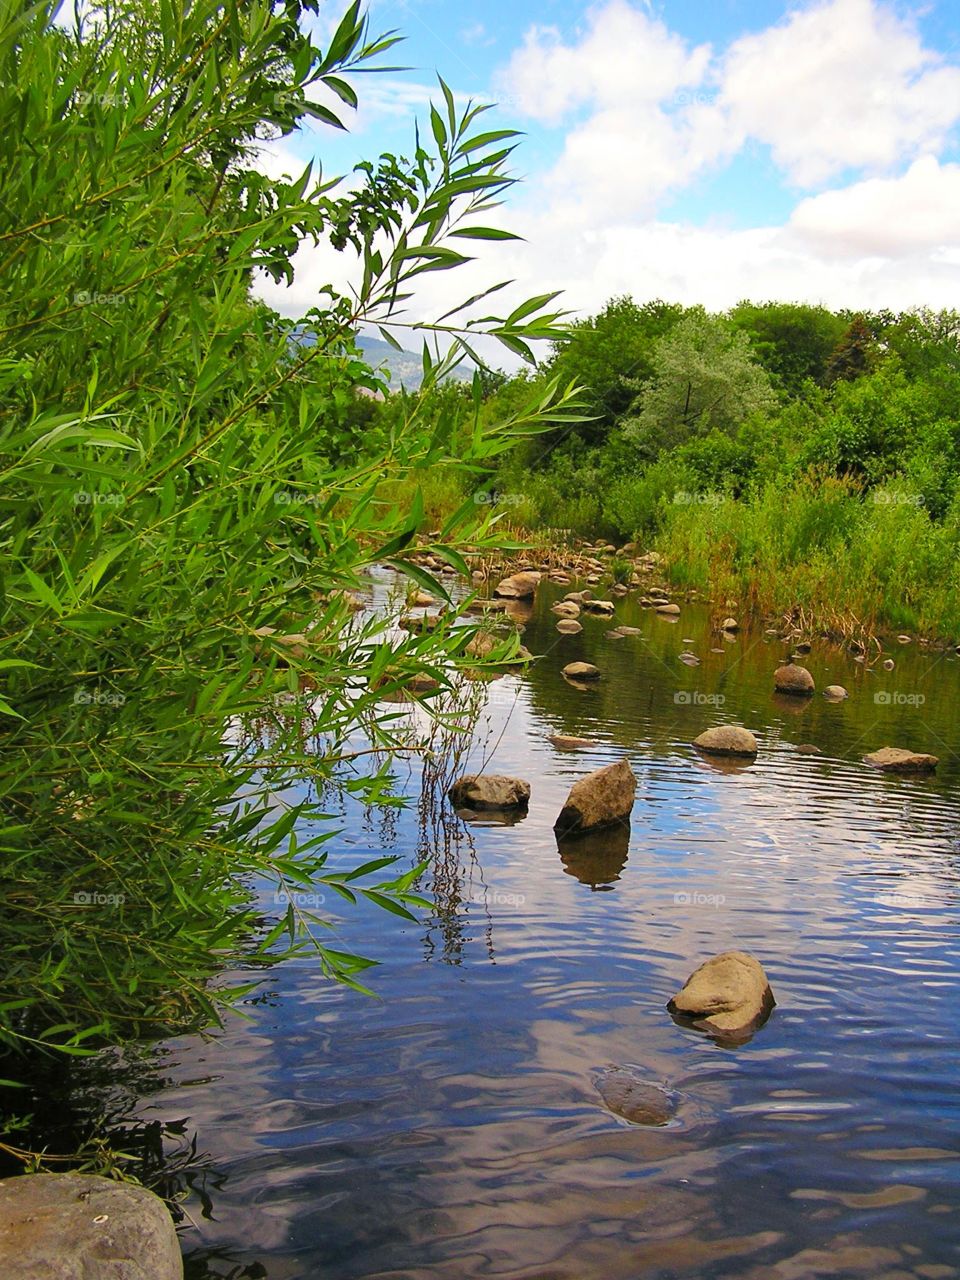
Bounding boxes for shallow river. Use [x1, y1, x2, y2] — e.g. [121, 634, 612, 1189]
[162, 572, 960, 1279]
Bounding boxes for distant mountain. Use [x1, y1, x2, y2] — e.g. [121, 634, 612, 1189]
[290, 328, 472, 392]
[356, 335, 431, 390]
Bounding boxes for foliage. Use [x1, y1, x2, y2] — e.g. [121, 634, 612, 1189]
[621, 309, 777, 457]
[0, 0, 585, 1075]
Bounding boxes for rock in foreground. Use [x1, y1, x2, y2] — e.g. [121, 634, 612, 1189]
[449, 775, 531, 810]
[774, 663, 815, 696]
[554, 758, 637, 837]
[693, 726, 758, 757]
[863, 747, 938, 773]
[668, 951, 775, 1041]
[596, 1067, 676, 1126]
[0, 1172, 183, 1280]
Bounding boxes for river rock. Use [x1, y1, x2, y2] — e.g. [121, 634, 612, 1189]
[449, 775, 531, 810]
[657, 603, 681, 616]
[0, 1172, 183, 1280]
[823, 685, 848, 701]
[679, 651, 700, 666]
[774, 663, 815, 696]
[863, 748, 939, 773]
[493, 571, 540, 600]
[668, 951, 775, 1039]
[581, 599, 616, 616]
[721, 617, 739, 631]
[616, 626, 643, 635]
[897, 634, 912, 644]
[549, 734, 597, 750]
[563, 662, 600, 680]
[693, 726, 758, 757]
[551, 601, 581, 618]
[882, 658, 895, 671]
[595, 1068, 676, 1126]
[554, 758, 637, 837]
[556, 619, 582, 635]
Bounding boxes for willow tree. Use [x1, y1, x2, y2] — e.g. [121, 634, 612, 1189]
[0, 0, 580, 1083]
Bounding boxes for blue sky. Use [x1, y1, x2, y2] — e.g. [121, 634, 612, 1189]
[257, 0, 960, 338]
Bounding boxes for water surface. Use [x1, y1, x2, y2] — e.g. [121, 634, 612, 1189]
[158, 576, 960, 1277]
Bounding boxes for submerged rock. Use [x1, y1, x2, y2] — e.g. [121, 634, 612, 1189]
[449, 775, 531, 810]
[693, 726, 758, 757]
[668, 951, 775, 1042]
[774, 663, 815, 696]
[549, 734, 598, 750]
[596, 1067, 676, 1126]
[823, 685, 848, 701]
[0, 1172, 183, 1280]
[863, 747, 938, 773]
[554, 758, 637, 837]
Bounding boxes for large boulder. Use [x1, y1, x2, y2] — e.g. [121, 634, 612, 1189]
[774, 663, 815, 696]
[668, 951, 775, 1041]
[554, 758, 637, 837]
[693, 726, 758, 758]
[493, 571, 540, 599]
[595, 1067, 676, 1126]
[0, 1172, 183, 1280]
[449, 775, 531, 810]
[864, 747, 939, 773]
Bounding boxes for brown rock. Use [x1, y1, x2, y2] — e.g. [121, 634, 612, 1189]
[449, 775, 531, 810]
[0, 1172, 183, 1280]
[581, 599, 616, 616]
[596, 1068, 676, 1126]
[668, 951, 775, 1040]
[863, 748, 938, 773]
[693, 726, 758, 757]
[554, 758, 637, 837]
[563, 661, 600, 680]
[493, 571, 541, 600]
[774, 663, 815, 696]
[657, 603, 681, 616]
[549, 734, 597, 750]
[556, 619, 583, 635]
[823, 685, 848, 700]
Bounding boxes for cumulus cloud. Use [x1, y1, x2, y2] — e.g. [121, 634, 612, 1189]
[788, 155, 960, 256]
[720, 0, 960, 186]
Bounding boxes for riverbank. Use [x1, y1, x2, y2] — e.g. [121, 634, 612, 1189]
[406, 522, 959, 655]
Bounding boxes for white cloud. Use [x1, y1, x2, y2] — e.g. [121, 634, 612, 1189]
[720, 0, 960, 186]
[788, 155, 960, 256]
